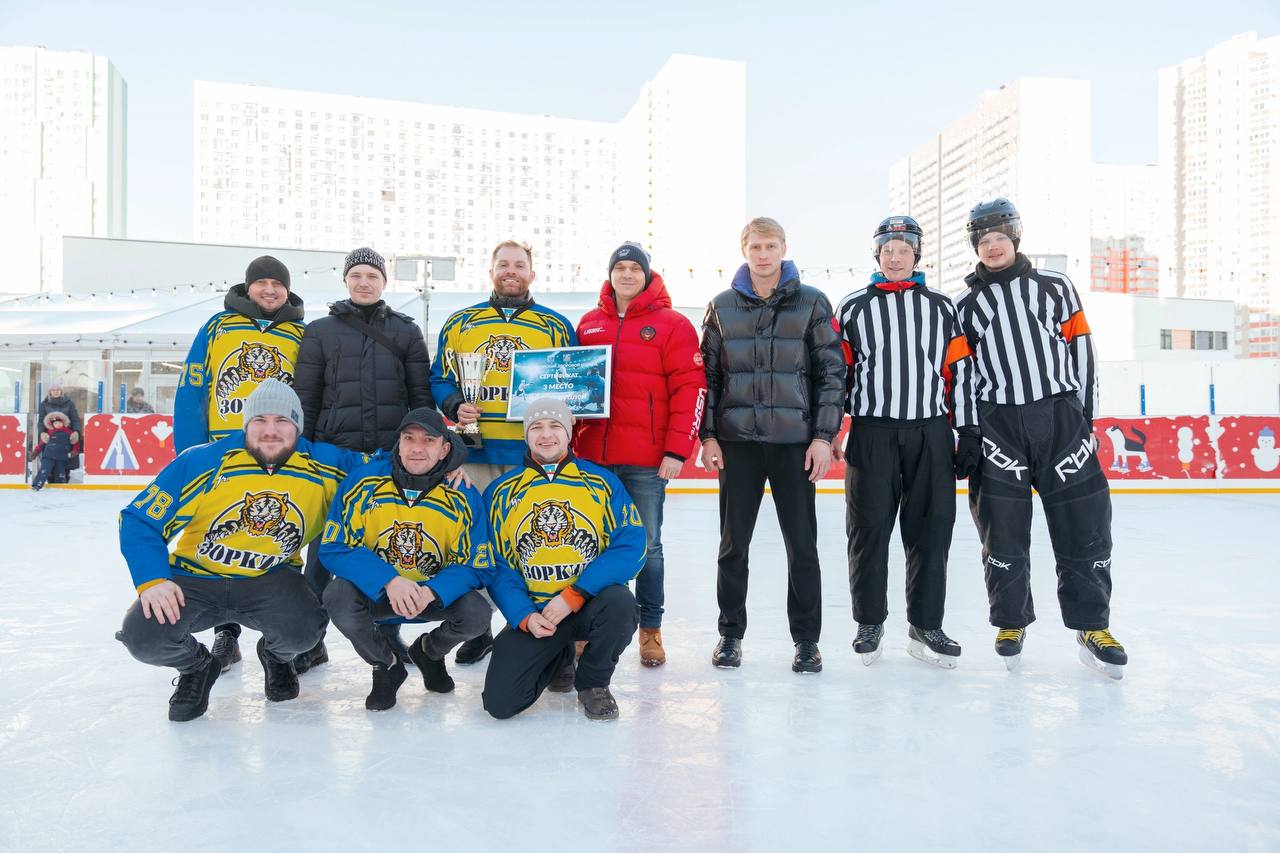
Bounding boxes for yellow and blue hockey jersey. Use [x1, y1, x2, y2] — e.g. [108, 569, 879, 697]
[484, 454, 645, 629]
[119, 434, 368, 593]
[174, 286, 306, 451]
[429, 298, 576, 466]
[318, 453, 493, 606]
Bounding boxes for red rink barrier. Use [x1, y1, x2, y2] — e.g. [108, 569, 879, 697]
[43, 413, 1280, 486]
[0, 415, 27, 476]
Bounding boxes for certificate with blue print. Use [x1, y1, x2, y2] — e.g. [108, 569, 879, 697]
[506, 346, 611, 420]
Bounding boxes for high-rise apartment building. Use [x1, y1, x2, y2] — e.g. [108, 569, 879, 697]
[194, 54, 744, 299]
[888, 78, 1091, 295]
[1090, 163, 1159, 295]
[0, 46, 127, 293]
[1158, 31, 1280, 358]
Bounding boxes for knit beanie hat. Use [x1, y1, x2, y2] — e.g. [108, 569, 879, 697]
[608, 241, 651, 285]
[242, 378, 304, 436]
[344, 247, 387, 281]
[244, 255, 291, 290]
[523, 397, 574, 438]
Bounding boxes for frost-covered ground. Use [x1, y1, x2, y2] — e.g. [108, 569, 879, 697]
[1, 488, 1277, 852]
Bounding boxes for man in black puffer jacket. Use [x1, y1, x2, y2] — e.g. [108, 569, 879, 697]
[293, 247, 434, 666]
[700, 217, 844, 675]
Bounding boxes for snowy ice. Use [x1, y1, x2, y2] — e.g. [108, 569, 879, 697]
[1, 489, 1277, 851]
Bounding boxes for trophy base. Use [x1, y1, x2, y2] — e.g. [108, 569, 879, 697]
[454, 426, 483, 450]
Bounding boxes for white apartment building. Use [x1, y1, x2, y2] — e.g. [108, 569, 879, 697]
[194, 54, 745, 300]
[888, 78, 1092, 295]
[1158, 31, 1280, 358]
[1090, 163, 1160, 294]
[0, 46, 127, 293]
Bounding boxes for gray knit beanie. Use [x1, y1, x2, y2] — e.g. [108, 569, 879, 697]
[343, 247, 387, 280]
[523, 397, 574, 438]
[242, 378, 304, 435]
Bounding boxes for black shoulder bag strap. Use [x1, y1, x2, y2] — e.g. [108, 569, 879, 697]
[334, 313, 408, 362]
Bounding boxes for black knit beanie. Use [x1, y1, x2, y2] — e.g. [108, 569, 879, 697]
[244, 256, 291, 290]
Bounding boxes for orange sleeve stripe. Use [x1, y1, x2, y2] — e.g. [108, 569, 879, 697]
[560, 587, 586, 612]
[519, 614, 532, 633]
[1061, 311, 1091, 342]
[136, 579, 167, 595]
[944, 334, 972, 366]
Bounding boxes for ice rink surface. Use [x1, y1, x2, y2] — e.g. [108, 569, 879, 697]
[0, 488, 1277, 852]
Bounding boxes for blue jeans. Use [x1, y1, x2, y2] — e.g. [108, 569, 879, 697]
[609, 464, 667, 629]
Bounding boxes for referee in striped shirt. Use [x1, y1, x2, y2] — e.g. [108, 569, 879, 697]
[956, 198, 1127, 677]
[834, 216, 976, 668]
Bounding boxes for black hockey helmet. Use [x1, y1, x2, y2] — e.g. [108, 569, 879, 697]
[872, 215, 923, 264]
[966, 198, 1022, 252]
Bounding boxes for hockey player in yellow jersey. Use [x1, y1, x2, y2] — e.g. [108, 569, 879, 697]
[116, 380, 369, 722]
[482, 398, 645, 722]
[173, 255, 306, 672]
[429, 239, 577, 667]
[319, 408, 493, 711]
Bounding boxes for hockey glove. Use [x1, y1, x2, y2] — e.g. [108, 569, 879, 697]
[954, 428, 982, 480]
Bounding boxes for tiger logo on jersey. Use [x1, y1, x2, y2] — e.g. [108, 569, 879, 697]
[198, 490, 304, 567]
[375, 520, 443, 578]
[514, 500, 599, 565]
[481, 334, 525, 371]
[215, 343, 294, 416]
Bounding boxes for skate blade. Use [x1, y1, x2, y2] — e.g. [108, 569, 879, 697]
[1077, 646, 1124, 680]
[1002, 653, 1022, 672]
[858, 647, 883, 667]
[907, 640, 958, 670]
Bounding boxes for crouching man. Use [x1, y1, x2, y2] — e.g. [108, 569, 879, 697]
[482, 398, 645, 721]
[319, 408, 493, 711]
[116, 379, 369, 721]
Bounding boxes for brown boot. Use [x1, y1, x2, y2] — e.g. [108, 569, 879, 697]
[639, 628, 666, 667]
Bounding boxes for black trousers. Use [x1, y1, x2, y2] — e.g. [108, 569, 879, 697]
[116, 569, 326, 673]
[845, 416, 956, 629]
[715, 440, 822, 643]
[969, 393, 1113, 630]
[323, 578, 489, 668]
[482, 585, 637, 720]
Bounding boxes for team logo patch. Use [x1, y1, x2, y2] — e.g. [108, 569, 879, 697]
[514, 499, 600, 568]
[375, 520, 443, 578]
[197, 490, 305, 569]
[693, 352, 703, 367]
[640, 326, 656, 341]
[214, 342, 293, 417]
[481, 334, 526, 371]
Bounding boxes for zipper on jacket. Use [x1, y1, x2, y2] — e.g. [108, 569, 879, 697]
[601, 316, 625, 459]
[648, 392, 656, 444]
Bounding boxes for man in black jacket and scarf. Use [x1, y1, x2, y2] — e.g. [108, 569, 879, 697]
[292, 247, 435, 666]
[700, 217, 845, 674]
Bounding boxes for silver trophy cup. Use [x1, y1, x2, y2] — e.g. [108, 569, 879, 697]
[452, 350, 488, 449]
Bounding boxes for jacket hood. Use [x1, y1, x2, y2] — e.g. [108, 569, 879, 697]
[596, 270, 671, 316]
[391, 429, 467, 495]
[964, 253, 1032, 290]
[224, 283, 305, 323]
[730, 260, 801, 300]
[43, 412, 70, 429]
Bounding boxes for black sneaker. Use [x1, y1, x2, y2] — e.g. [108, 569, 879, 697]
[711, 636, 742, 668]
[454, 628, 493, 665]
[210, 629, 242, 673]
[577, 686, 619, 721]
[407, 634, 455, 693]
[792, 640, 823, 673]
[292, 640, 329, 675]
[168, 647, 221, 722]
[547, 658, 576, 693]
[256, 637, 299, 702]
[365, 659, 409, 711]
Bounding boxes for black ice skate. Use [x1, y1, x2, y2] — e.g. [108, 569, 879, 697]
[1077, 629, 1127, 680]
[995, 628, 1026, 671]
[907, 625, 961, 669]
[853, 623, 884, 666]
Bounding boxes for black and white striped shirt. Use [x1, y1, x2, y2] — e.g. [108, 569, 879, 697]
[955, 257, 1098, 423]
[835, 275, 977, 429]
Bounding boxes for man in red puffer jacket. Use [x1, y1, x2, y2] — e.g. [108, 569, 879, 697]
[575, 242, 707, 667]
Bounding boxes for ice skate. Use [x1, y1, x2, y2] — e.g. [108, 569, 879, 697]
[995, 627, 1025, 671]
[907, 625, 960, 669]
[853, 623, 883, 666]
[1077, 629, 1127, 680]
